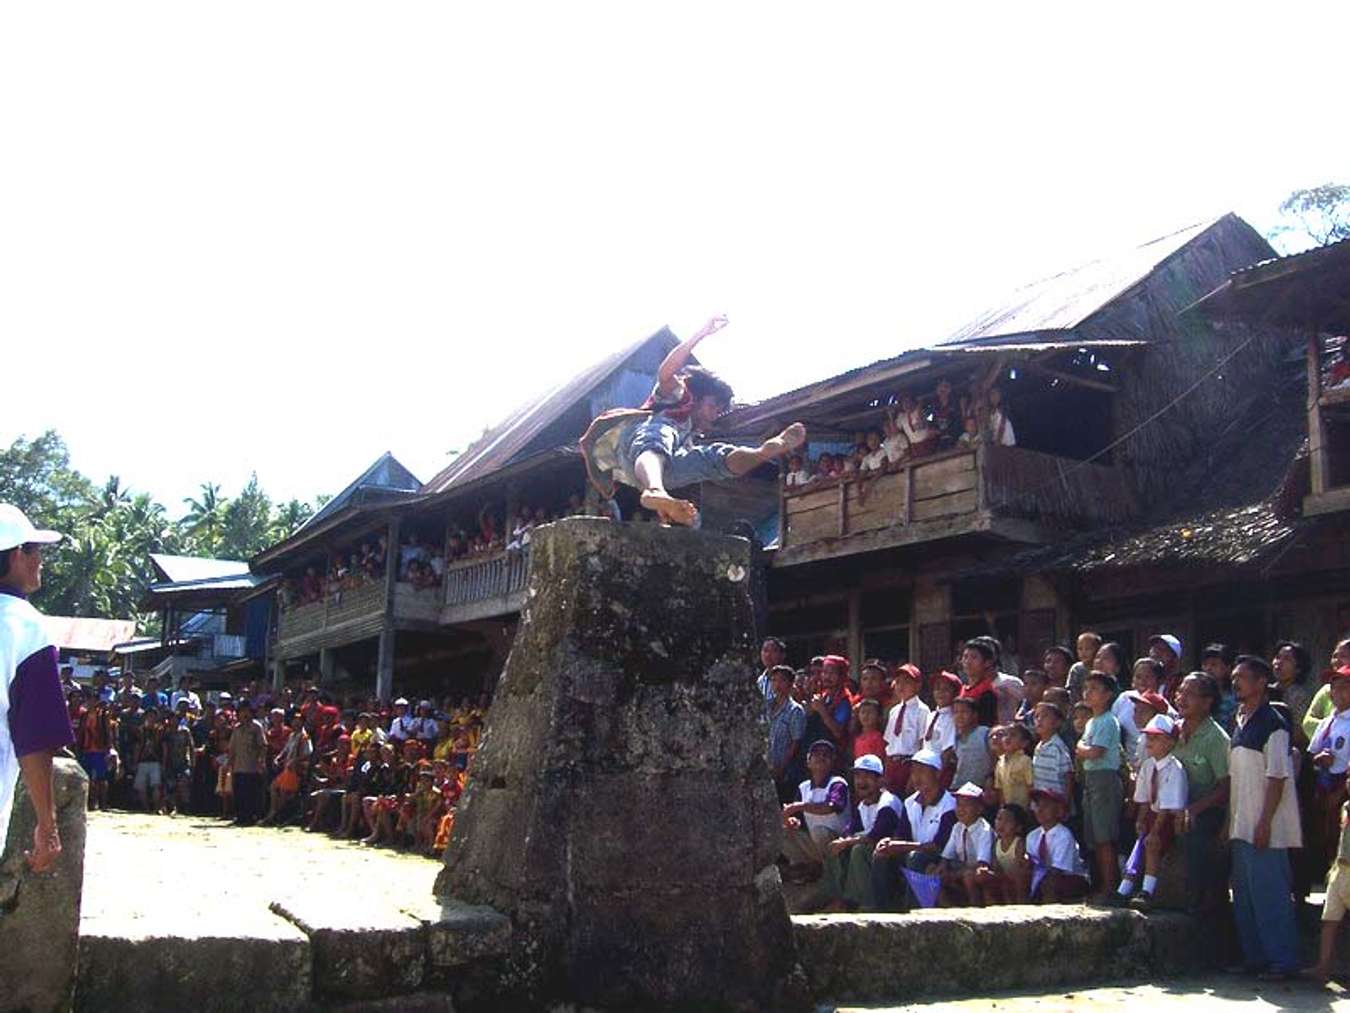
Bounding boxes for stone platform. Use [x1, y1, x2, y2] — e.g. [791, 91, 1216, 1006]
[76, 811, 1221, 1011]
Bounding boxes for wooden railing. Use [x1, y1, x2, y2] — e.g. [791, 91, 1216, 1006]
[276, 580, 385, 643]
[443, 547, 532, 609]
[781, 445, 1135, 551]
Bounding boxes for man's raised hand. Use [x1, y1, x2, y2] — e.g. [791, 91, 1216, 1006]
[692, 314, 729, 341]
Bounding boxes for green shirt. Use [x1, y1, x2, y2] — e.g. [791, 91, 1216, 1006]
[1082, 712, 1121, 772]
[1304, 683, 1334, 742]
[1173, 715, 1230, 801]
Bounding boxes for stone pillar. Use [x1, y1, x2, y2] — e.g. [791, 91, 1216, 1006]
[270, 657, 286, 693]
[435, 517, 803, 1010]
[0, 756, 88, 1013]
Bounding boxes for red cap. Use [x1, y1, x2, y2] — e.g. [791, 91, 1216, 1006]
[933, 671, 963, 694]
[894, 663, 922, 683]
[1031, 787, 1067, 805]
[1332, 666, 1350, 683]
[1136, 690, 1170, 714]
[822, 655, 849, 671]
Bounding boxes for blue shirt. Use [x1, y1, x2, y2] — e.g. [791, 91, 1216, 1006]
[1083, 711, 1121, 772]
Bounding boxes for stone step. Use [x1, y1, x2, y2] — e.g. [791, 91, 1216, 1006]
[791, 906, 1208, 1006]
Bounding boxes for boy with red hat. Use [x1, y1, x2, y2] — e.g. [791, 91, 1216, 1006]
[882, 664, 929, 797]
[1026, 787, 1089, 902]
[804, 655, 855, 763]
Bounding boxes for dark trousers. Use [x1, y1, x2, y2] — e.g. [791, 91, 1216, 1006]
[869, 849, 941, 912]
[233, 772, 264, 825]
[1183, 806, 1226, 911]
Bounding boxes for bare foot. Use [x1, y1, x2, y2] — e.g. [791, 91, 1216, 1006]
[761, 422, 807, 460]
[639, 490, 699, 526]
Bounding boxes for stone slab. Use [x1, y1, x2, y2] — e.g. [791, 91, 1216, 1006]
[400, 896, 512, 970]
[77, 924, 311, 1013]
[271, 895, 427, 1000]
[792, 906, 1211, 1004]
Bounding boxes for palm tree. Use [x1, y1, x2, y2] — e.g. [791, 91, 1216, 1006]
[182, 482, 229, 553]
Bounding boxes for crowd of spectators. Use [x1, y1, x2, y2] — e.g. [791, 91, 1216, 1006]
[783, 380, 1016, 490]
[64, 668, 491, 859]
[760, 629, 1350, 981]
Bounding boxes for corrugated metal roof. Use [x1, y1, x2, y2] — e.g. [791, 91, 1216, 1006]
[144, 573, 264, 596]
[301, 452, 422, 532]
[148, 554, 249, 584]
[45, 616, 139, 653]
[939, 216, 1229, 346]
[421, 328, 679, 494]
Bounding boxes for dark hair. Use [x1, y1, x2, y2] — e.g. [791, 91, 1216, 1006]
[1235, 654, 1274, 684]
[762, 637, 787, 652]
[1084, 670, 1119, 695]
[1096, 642, 1128, 674]
[998, 803, 1030, 835]
[1022, 668, 1048, 684]
[857, 697, 883, 713]
[0, 547, 14, 581]
[1044, 645, 1074, 665]
[1182, 670, 1220, 709]
[963, 637, 1000, 663]
[1132, 657, 1165, 684]
[1201, 643, 1236, 667]
[683, 366, 734, 408]
[768, 664, 795, 685]
[1273, 641, 1313, 684]
[1005, 722, 1033, 749]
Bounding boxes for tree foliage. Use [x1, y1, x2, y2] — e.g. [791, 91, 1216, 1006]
[0, 430, 319, 627]
[1274, 183, 1350, 247]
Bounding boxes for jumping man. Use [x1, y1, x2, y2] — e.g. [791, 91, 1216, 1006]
[581, 315, 806, 525]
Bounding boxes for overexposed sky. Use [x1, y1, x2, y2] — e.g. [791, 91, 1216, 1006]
[2, 3, 1346, 512]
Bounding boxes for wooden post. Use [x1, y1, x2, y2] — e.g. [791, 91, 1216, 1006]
[375, 627, 395, 703]
[271, 657, 285, 693]
[902, 464, 914, 526]
[837, 481, 848, 537]
[378, 514, 402, 702]
[847, 589, 863, 683]
[1309, 331, 1328, 497]
[778, 482, 789, 549]
[318, 647, 335, 684]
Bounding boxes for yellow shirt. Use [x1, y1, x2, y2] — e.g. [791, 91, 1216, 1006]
[350, 728, 373, 757]
[996, 752, 1034, 808]
[433, 738, 455, 762]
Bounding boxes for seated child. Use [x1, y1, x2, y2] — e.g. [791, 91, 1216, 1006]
[923, 671, 960, 762]
[783, 454, 814, 489]
[939, 782, 994, 906]
[881, 414, 909, 465]
[1123, 688, 1170, 775]
[897, 394, 935, 457]
[859, 430, 887, 473]
[1114, 714, 1187, 910]
[853, 699, 887, 764]
[976, 803, 1031, 905]
[821, 755, 901, 912]
[816, 452, 840, 479]
[995, 722, 1035, 809]
[1026, 787, 1090, 902]
[781, 740, 850, 882]
[958, 414, 982, 447]
[984, 386, 1016, 447]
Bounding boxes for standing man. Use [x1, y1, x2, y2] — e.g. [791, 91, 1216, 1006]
[756, 637, 787, 703]
[1228, 655, 1302, 979]
[1172, 671, 1230, 916]
[1148, 633, 1184, 702]
[0, 503, 74, 873]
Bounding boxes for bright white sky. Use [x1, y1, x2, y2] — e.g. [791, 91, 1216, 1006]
[2, 3, 1346, 514]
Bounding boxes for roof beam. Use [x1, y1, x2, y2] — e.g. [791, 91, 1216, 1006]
[1017, 360, 1118, 394]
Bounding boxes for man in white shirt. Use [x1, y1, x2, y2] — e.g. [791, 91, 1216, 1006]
[1228, 656, 1302, 977]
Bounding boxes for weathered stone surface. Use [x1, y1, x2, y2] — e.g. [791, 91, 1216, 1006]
[76, 927, 310, 1013]
[792, 906, 1212, 1003]
[401, 896, 512, 971]
[0, 756, 88, 1013]
[271, 896, 426, 1000]
[436, 518, 799, 1009]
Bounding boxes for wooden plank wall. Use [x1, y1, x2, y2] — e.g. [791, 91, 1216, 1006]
[981, 445, 1135, 525]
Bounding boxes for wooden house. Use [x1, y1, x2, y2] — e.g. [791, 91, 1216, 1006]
[250, 330, 683, 701]
[712, 214, 1289, 675]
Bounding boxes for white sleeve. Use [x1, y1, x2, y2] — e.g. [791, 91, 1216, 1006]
[1311, 714, 1334, 754]
[1264, 728, 1293, 780]
[1132, 758, 1153, 804]
[941, 828, 960, 862]
[1051, 827, 1079, 872]
[974, 822, 994, 864]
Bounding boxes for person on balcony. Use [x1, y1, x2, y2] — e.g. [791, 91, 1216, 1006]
[581, 315, 807, 526]
[984, 386, 1017, 447]
[897, 393, 936, 458]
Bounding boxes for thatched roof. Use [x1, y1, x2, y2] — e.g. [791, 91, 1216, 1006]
[1189, 236, 1350, 332]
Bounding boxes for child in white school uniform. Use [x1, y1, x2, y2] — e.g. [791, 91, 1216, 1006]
[1026, 787, 1090, 902]
[883, 664, 930, 797]
[939, 781, 995, 906]
[1113, 713, 1188, 910]
[923, 671, 960, 777]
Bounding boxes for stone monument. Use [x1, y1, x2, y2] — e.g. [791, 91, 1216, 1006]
[435, 517, 803, 1009]
[0, 756, 89, 1013]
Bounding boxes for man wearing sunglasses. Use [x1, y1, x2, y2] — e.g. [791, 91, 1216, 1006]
[0, 503, 74, 874]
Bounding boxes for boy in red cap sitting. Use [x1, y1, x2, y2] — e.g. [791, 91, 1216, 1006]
[580, 315, 807, 526]
[1026, 787, 1089, 902]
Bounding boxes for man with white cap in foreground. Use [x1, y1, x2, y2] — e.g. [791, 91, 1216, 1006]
[0, 503, 75, 873]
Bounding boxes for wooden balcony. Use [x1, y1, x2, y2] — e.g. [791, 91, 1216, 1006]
[777, 444, 1136, 565]
[275, 580, 386, 656]
[441, 547, 532, 624]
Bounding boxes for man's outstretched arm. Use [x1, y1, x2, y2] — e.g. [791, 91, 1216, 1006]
[10, 643, 76, 872]
[656, 314, 728, 395]
[17, 751, 59, 872]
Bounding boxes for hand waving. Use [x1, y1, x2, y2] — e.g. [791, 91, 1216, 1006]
[693, 314, 729, 340]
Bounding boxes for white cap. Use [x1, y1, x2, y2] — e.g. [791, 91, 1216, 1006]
[0, 503, 62, 553]
[852, 754, 884, 775]
[1143, 713, 1178, 737]
[393, 697, 410, 706]
[911, 748, 944, 772]
[953, 781, 985, 799]
[1149, 634, 1182, 660]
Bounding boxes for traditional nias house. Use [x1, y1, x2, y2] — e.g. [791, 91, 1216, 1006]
[251, 330, 683, 700]
[713, 214, 1290, 676]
